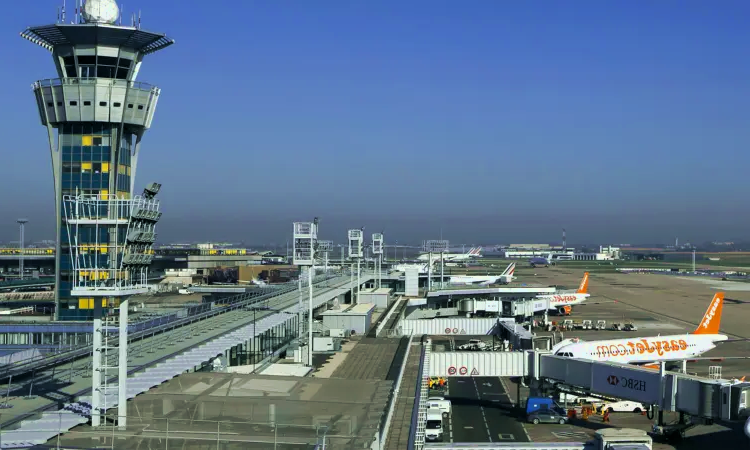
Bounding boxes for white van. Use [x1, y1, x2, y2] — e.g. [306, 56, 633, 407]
[558, 393, 604, 407]
[425, 409, 444, 442]
[427, 396, 452, 418]
[598, 400, 646, 413]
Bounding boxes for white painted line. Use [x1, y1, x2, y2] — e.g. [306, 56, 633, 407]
[445, 386, 453, 442]
[472, 377, 493, 442]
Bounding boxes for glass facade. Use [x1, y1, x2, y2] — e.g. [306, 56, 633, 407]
[58, 123, 133, 320]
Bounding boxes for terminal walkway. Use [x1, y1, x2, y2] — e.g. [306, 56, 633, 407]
[384, 339, 422, 450]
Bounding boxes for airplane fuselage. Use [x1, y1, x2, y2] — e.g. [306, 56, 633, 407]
[555, 334, 728, 364]
[537, 292, 589, 308]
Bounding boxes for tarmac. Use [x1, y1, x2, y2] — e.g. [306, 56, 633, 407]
[429, 265, 750, 448]
[526, 266, 750, 379]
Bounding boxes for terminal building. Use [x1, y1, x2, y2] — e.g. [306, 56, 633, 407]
[499, 244, 622, 261]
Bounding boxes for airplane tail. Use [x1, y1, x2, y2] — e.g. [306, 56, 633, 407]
[576, 272, 590, 294]
[501, 262, 516, 277]
[465, 247, 477, 256]
[693, 292, 725, 335]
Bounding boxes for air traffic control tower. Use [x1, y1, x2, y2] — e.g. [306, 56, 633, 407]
[21, 0, 174, 320]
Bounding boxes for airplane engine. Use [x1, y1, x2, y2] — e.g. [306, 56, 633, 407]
[557, 305, 572, 315]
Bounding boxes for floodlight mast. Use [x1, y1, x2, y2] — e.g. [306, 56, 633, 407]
[372, 233, 384, 289]
[293, 219, 319, 366]
[424, 240, 449, 291]
[348, 229, 364, 304]
[317, 240, 334, 279]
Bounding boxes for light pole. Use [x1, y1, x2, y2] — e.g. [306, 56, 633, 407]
[293, 218, 318, 367]
[17, 219, 28, 280]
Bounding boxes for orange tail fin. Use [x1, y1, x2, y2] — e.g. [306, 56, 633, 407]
[577, 272, 590, 294]
[693, 292, 725, 335]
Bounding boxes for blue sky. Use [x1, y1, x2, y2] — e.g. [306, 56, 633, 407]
[2, 0, 750, 245]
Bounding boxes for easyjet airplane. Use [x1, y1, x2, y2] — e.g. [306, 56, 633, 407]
[553, 292, 728, 365]
[536, 272, 590, 314]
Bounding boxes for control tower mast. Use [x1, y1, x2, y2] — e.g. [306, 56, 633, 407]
[20, 0, 174, 320]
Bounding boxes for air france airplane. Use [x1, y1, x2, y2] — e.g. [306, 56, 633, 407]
[449, 262, 516, 286]
[553, 292, 728, 365]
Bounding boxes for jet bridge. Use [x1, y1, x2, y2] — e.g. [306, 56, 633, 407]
[423, 343, 750, 422]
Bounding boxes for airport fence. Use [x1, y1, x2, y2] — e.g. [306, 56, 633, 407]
[4, 414, 340, 449]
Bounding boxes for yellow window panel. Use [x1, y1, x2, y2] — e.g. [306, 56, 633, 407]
[100, 189, 109, 198]
[81, 162, 92, 170]
[100, 247, 108, 254]
[118, 164, 126, 174]
[101, 299, 107, 308]
[101, 162, 109, 173]
[127, 167, 131, 176]
[77, 298, 87, 309]
[82, 136, 93, 146]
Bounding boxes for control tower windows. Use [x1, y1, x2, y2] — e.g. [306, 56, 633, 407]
[79, 65, 95, 78]
[62, 55, 135, 79]
[63, 56, 76, 78]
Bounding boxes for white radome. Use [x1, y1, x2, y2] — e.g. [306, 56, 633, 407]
[82, 0, 120, 24]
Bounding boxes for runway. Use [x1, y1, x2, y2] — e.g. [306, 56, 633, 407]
[446, 376, 529, 443]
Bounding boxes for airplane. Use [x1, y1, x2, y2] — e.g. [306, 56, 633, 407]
[537, 272, 590, 315]
[552, 292, 731, 366]
[391, 263, 429, 274]
[449, 262, 517, 286]
[530, 255, 554, 267]
[417, 247, 483, 262]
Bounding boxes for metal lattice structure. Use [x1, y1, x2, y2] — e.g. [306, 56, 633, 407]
[348, 229, 364, 304]
[317, 240, 333, 276]
[62, 183, 161, 428]
[422, 240, 449, 254]
[348, 229, 363, 258]
[422, 240, 449, 291]
[372, 233, 384, 289]
[293, 221, 318, 266]
[292, 219, 319, 367]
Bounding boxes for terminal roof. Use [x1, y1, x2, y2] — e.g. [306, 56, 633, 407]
[20, 23, 174, 55]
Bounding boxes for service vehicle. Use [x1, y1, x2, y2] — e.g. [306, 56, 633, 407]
[425, 409, 444, 442]
[598, 400, 646, 413]
[427, 396, 451, 418]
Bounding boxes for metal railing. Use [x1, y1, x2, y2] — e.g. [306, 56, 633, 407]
[380, 334, 413, 449]
[33, 78, 157, 92]
[1, 414, 335, 449]
[413, 338, 430, 450]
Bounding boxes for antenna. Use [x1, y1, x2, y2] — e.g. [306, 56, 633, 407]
[562, 228, 567, 251]
[138, 9, 141, 29]
[63, 0, 65, 23]
[119, 3, 123, 25]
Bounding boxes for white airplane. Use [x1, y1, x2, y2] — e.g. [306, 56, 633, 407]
[449, 262, 516, 286]
[536, 272, 590, 314]
[553, 292, 730, 366]
[417, 247, 483, 262]
[391, 263, 429, 274]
